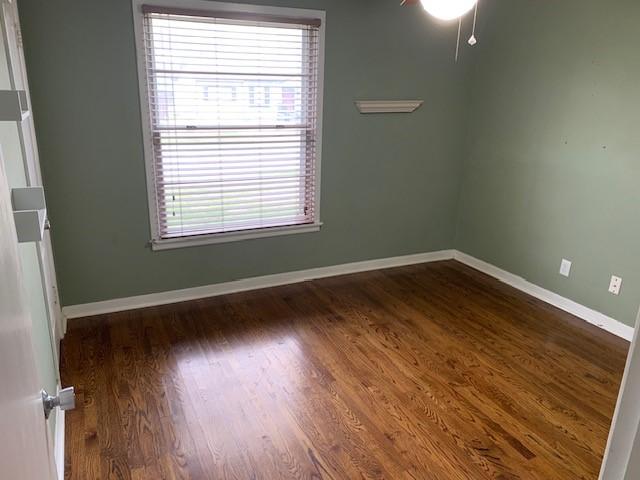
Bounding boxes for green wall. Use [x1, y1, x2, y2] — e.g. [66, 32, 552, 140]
[19, 0, 467, 306]
[456, 0, 640, 327]
[18, 0, 640, 328]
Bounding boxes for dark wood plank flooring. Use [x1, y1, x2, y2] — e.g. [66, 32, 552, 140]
[61, 260, 629, 479]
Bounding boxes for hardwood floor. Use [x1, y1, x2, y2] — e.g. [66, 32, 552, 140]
[61, 260, 629, 479]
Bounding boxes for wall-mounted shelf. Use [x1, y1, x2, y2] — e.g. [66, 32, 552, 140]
[0, 90, 30, 121]
[11, 186, 47, 242]
[355, 100, 424, 114]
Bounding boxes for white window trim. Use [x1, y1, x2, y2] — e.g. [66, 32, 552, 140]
[131, 0, 326, 251]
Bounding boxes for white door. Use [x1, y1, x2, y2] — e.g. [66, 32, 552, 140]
[1, 0, 63, 353]
[0, 151, 56, 479]
[599, 308, 640, 479]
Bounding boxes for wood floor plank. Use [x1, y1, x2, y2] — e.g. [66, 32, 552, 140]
[62, 261, 629, 479]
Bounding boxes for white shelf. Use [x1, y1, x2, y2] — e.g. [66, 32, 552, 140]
[355, 100, 424, 114]
[11, 186, 47, 242]
[0, 90, 30, 121]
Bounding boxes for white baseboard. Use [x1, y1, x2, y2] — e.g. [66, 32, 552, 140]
[454, 251, 634, 341]
[61, 248, 633, 341]
[54, 407, 65, 480]
[62, 250, 456, 319]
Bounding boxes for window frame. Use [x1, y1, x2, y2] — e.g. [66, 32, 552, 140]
[132, 0, 325, 251]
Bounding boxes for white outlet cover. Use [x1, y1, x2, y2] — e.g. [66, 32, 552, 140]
[559, 259, 572, 277]
[609, 275, 622, 295]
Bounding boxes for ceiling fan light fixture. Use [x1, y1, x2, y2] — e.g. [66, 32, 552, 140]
[419, 0, 478, 21]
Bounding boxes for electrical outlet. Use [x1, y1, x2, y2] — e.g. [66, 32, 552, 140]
[559, 259, 572, 277]
[609, 275, 622, 296]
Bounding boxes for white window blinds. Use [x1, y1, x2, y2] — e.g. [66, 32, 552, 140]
[141, 6, 321, 241]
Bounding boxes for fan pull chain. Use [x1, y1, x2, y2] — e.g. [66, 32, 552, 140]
[468, 1, 479, 45]
[455, 17, 462, 62]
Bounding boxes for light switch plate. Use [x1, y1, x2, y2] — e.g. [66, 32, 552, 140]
[609, 275, 622, 295]
[559, 259, 572, 277]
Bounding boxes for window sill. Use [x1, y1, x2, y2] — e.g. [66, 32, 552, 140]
[151, 222, 322, 251]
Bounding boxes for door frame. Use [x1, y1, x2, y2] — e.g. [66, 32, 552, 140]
[600, 308, 640, 479]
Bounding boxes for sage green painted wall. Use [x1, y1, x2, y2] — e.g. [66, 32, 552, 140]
[19, 0, 467, 306]
[20, 0, 639, 328]
[456, 0, 640, 327]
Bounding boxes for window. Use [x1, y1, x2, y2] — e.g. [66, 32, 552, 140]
[133, 1, 324, 249]
[249, 86, 271, 107]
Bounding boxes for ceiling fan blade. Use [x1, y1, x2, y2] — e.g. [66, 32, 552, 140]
[401, 0, 420, 5]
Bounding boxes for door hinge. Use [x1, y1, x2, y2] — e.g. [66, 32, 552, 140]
[15, 24, 22, 49]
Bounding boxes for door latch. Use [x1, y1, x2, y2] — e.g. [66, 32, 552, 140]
[42, 387, 75, 419]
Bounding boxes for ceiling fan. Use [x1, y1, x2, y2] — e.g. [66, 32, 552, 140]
[401, 0, 477, 22]
[401, 0, 479, 60]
